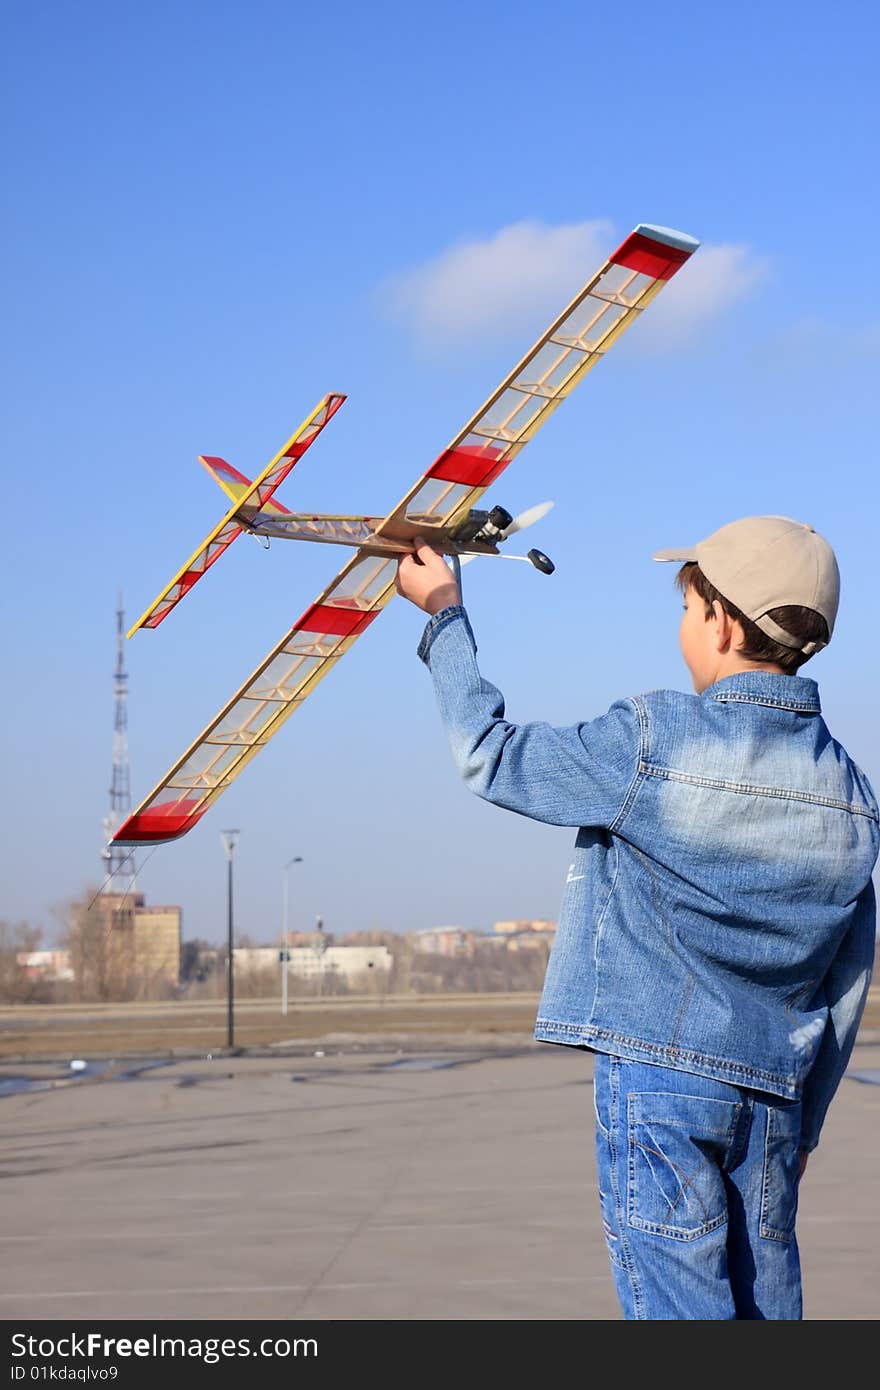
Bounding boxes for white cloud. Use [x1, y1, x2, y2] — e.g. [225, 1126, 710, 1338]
[634, 243, 769, 351]
[380, 219, 613, 348]
[379, 220, 768, 354]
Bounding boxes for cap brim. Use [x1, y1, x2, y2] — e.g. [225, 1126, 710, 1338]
[652, 547, 697, 563]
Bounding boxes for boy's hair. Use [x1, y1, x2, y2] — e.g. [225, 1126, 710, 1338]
[676, 563, 830, 674]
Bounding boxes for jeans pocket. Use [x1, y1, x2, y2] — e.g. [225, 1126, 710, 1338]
[626, 1091, 740, 1242]
[760, 1103, 801, 1243]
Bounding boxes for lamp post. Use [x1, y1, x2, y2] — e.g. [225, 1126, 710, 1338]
[314, 915, 327, 998]
[281, 855, 303, 1017]
[221, 830, 239, 1049]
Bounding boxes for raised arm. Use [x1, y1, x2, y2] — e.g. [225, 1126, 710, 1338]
[397, 541, 640, 828]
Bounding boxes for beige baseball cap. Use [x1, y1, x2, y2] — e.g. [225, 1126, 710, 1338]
[653, 515, 839, 655]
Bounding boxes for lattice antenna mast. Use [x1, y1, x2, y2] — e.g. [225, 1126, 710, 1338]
[102, 593, 137, 891]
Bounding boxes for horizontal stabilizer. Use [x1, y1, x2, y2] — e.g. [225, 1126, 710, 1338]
[128, 392, 346, 636]
[200, 456, 291, 517]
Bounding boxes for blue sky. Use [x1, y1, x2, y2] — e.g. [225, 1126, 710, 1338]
[3, 1, 879, 946]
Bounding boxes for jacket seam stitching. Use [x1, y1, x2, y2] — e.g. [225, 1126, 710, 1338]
[639, 763, 878, 818]
[533, 1023, 796, 1092]
[708, 692, 820, 712]
[609, 696, 648, 834]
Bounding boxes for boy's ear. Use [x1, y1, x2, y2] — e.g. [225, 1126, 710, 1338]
[711, 599, 735, 653]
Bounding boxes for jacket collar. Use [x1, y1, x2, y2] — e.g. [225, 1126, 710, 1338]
[704, 670, 821, 714]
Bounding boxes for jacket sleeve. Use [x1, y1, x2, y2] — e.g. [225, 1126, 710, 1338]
[417, 605, 641, 829]
[800, 882, 876, 1153]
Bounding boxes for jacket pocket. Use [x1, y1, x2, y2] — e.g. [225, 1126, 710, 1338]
[626, 1091, 741, 1241]
[760, 1102, 801, 1243]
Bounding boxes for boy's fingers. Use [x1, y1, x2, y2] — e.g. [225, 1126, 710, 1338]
[412, 536, 446, 568]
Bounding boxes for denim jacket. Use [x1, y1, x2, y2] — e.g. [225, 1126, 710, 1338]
[417, 605, 878, 1152]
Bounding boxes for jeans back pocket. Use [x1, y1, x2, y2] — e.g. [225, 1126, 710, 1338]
[627, 1091, 741, 1241]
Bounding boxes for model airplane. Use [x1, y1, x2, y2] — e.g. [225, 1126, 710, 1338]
[113, 223, 699, 845]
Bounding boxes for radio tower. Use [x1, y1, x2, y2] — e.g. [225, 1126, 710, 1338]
[102, 593, 136, 892]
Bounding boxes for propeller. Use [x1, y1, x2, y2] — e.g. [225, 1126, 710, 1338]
[499, 500, 554, 538]
[459, 500, 555, 570]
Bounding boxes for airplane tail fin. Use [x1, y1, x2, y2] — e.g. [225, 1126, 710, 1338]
[199, 457, 290, 517]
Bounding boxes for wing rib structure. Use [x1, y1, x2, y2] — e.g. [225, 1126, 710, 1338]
[114, 551, 395, 842]
[114, 224, 698, 844]
[375, 224, 698, 537]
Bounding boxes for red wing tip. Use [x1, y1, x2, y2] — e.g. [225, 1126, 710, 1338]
[610, 227, 698, 281]
[113, 805, 206, 845]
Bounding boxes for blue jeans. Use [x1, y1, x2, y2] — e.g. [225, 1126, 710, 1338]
[592, 1052, 803, 1319]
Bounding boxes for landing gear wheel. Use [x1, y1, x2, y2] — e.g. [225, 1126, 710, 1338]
[527, 548, 555, 575]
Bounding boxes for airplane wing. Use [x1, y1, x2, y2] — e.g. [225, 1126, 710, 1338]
[114, 549, 397, 842]
[114, 224, 698, 844]
[374, 224, 699, 538]
[127, 393, 346, 636]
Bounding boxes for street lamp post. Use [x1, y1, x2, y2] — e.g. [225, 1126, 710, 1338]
[281, 855, 303, 1017]
[221, 830, 239, 1049]
[314, 915, 327, 998]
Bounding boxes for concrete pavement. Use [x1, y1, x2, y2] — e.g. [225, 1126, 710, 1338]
[1, 1041, 877, 1320]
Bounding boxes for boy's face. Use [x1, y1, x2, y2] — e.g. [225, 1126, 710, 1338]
[680, 584, 722, 693]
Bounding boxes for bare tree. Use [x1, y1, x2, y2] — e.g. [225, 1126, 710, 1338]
[0, 919, 47, 1003]
[62, 891, 138, 1002]
[389, 936, 415, 995]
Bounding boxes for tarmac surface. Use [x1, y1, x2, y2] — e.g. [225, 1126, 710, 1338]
[1, 1039, 878, 1320]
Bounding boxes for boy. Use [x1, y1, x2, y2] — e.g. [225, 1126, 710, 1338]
[395, 515, 878, 1321]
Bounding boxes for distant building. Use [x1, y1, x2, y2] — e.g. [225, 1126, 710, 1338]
[484, 920, 557, 952]
[336, 930, 398, 947]
[16, 950, 74, 982]
[289, 945, 392, 981]
[132, 906, 183, 985]
[235, 947, 284, 974]
[284, 930, 324, 948]
[96, 893, 182, 989]
[493, 920, 556, 936]
[235, 945, 392, 982]
[412, 927, 476, 958]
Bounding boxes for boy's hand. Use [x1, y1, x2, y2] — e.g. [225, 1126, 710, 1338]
[798, 1150, 809, 1181]
[396, 536, 461, 615]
